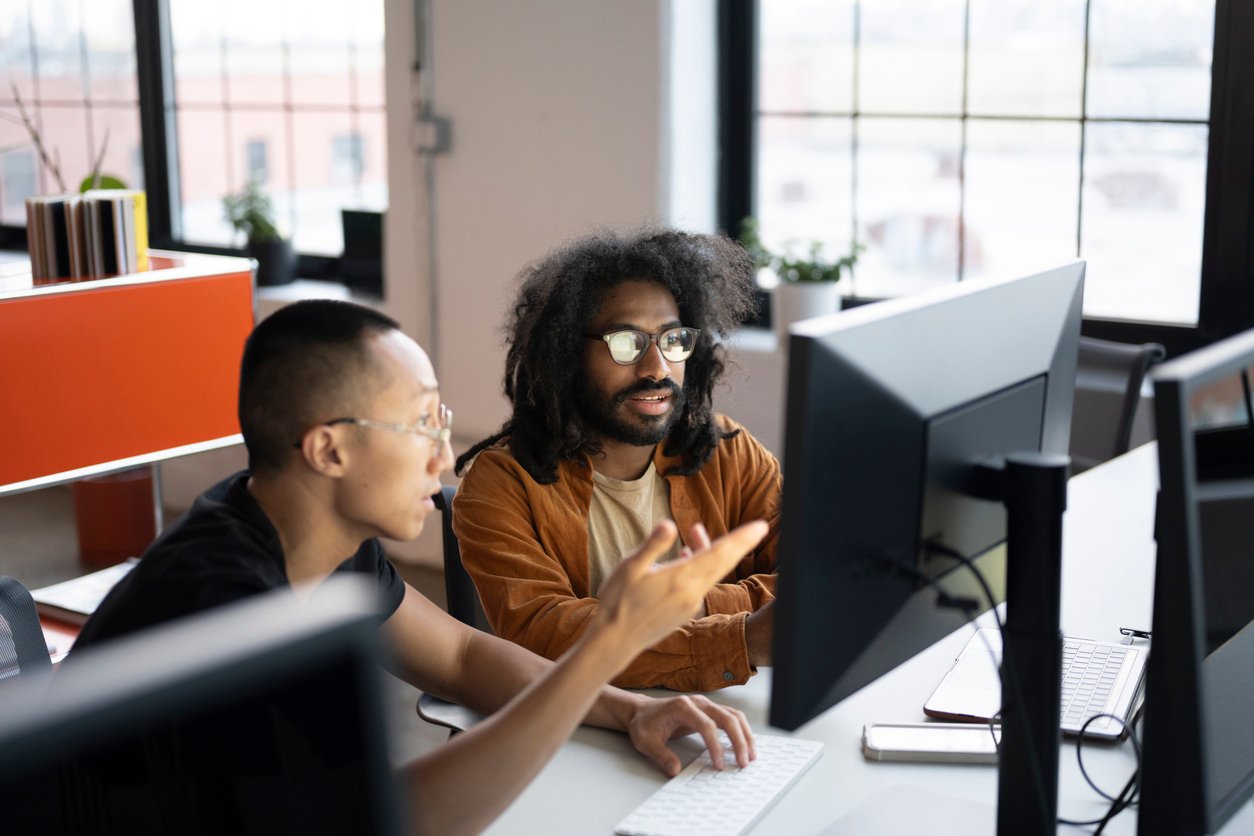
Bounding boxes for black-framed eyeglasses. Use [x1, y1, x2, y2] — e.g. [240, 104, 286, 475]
[585, 327, 701, 366]
[299, 403, 453, 453]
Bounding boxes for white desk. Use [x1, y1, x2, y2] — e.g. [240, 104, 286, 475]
[485, 444, 1254, 834]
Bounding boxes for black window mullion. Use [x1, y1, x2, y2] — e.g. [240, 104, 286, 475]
[717, 0, 756, 239]
[133, 0, 179, 246]
[1196, 0, 1254, 345]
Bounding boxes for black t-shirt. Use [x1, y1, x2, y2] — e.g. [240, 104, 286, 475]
[72, 471, 406, 654]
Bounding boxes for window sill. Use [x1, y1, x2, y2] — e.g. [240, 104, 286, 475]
[254, 278, 355, 303]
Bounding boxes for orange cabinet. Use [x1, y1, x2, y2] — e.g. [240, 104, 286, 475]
[0, 252, 255, 494]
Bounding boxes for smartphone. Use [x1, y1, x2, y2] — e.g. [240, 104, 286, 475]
[862, 722, 1000, 764]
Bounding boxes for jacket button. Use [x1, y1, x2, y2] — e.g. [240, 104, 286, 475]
[722, 671, 734, 681]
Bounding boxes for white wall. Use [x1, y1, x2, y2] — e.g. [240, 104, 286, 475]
[412, 0, 717, 444]
[382, 0, 431, 347]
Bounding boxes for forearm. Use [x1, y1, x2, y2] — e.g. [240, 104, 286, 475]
[440, 629, 558, 716]
[403, 624, 631, 835]
[439, 620, 642, 734]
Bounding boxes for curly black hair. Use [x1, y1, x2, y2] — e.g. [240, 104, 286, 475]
[456, 227, 757, 484]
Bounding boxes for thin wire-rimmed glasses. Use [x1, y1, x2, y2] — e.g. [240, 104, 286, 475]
[322, 404, 453, 454]
[585, 327, 701, 366]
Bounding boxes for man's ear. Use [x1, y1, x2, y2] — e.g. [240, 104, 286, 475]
[296, 425, 348, 477]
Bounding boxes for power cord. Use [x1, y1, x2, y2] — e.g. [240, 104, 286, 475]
[919, 540, 1055, 825]
[1057, 712, 1143, 832]
[883, 545, 1006, 752]
[910, 541, 1142, 831]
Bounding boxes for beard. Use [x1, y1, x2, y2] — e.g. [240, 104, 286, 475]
[576, 377, 686, 447]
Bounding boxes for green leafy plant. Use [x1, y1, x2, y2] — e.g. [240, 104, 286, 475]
[222, 179, 284, 243]
[739, 216, 863, 284]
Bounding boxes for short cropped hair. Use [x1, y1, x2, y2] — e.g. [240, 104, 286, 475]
[456, 227, 756, 483]
[238, 300, 401, 473]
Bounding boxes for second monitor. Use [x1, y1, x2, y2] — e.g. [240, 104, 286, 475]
[770, 260, 1085, 731]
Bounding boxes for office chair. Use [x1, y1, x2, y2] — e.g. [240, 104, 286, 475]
[433, 485, 491, 634]
[416, 485, 487, 735]
[0, 576, 52, 683]
[1070, 336, 1167, 474]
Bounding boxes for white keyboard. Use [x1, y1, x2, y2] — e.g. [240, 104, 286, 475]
[614, 733, 823, 836]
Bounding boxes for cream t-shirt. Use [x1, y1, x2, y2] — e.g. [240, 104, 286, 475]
[587, 462, 681, 595]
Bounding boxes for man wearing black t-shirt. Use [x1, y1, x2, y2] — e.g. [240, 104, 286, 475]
[70, 300, 766, 835]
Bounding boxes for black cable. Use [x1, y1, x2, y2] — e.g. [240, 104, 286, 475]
[1052, 686, 1144, 829]
[919, 542, 1008, 747]
[1060, 772, 1139, 832]
[1075, 713, 1141, 803]
[887, 545, 1005, 751]
[1095, 712, 1144, 833]
[1093, 773, 1138, 835]
[916, 541, 1147, 831]
[924, 542, 1058, 824]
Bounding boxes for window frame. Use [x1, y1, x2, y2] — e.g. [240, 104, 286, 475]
[133, 0, 343, 282]
[0, 0, 374, 285]
[719, 0, 1254, 357]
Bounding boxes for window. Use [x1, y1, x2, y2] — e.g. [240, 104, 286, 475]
[330, 133, 366, 186]
[2, 0, 387, 286]
[245, 139, 268, 184]
[724, 0, 1251, 353]
[161, 0, 386, 259]
[1, 151, 37, 217]
[0, 0, 141, 227]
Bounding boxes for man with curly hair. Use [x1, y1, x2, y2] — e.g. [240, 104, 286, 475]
[454, 228, 781, 692]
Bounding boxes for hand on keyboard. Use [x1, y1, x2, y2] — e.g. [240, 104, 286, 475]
[628, 696, 756, 775]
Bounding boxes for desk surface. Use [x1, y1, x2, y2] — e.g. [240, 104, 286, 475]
[485, 444, 1254, 835]
[40, 617, 78, 665]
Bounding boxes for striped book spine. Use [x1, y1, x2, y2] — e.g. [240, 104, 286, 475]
[24, 194, 81, 284]
[82, 189, 150, 278]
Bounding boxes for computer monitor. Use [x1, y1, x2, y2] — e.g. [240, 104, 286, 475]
[770, 262, 1084, 828]
[770, 261, 1083, 727]
[1140, 327, 1254, 834]
[0, 577, 405, 835]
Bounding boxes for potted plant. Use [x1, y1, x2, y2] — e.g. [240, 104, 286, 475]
[222, 179, 295, 286]
[739, 217, 862, 343]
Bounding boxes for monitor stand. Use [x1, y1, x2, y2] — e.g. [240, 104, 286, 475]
[975, 452, 1069, 835]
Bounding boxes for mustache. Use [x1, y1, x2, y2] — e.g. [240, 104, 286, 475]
[613, 378, 683, 406]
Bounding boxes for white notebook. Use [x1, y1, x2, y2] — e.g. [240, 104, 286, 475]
[923, 627, 1147, 739]
[31, 558, 138, 626]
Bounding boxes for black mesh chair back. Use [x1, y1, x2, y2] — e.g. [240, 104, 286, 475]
[432, 485, 490, 633]
[1070, 337, 1167, 474]
[417, 485, 488, 734]
[0, 576, 52, 683]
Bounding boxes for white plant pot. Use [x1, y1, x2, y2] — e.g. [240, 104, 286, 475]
[774, 281, 843, 345]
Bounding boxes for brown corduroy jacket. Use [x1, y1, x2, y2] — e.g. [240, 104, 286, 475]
[452, 416, 781, 692]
